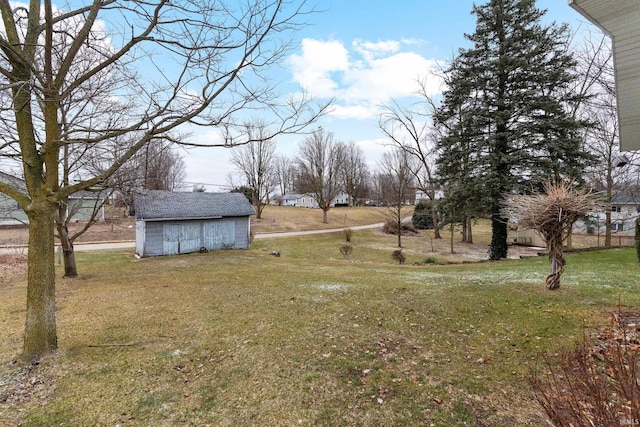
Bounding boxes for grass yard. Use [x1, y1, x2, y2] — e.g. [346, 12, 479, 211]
[1, 228, 639, 426]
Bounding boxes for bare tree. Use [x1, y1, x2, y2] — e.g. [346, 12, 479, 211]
[3, 9, 140, 279]
[376, 148, 415, 247]
[574, 33, 640, 246]
[139, 142, 186, 192]
[339, 142, 369, 206]
[297, 128, 345, 223]
[379, 96, 441, 238]
[230, 121, 275, 219]
[0, 0, 328, 361]
[273, 153, 296, 200]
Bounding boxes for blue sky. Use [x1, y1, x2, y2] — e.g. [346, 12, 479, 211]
[183, 0, 602, 191]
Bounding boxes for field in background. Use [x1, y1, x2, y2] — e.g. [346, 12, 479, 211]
[1, 227, 639, 426]
[250, 205, 413, 234]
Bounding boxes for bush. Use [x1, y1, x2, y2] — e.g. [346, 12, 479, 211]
[382, 220, 416, 235]
[339, 244, 353, 258]
[391, 249, 405, 265]
[531, 314, 640, 426]
[412, 201, 434, 229]
[423, 257, 438, 265]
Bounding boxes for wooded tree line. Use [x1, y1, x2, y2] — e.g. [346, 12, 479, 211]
[230, 125, 411, 223]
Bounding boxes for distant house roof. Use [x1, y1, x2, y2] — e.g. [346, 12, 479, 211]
[611, 193, 640, 205]
[283, 193, 302, 201]
[69, 189, 110, 200]
[134, 191, 256, 221]
[0, 172, 111, 200]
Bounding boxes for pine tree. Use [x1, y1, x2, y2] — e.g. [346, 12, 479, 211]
[435, 0, 595, 260]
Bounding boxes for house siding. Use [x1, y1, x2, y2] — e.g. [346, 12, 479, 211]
[67, 198, 105, 222]
[135, 220, 145, 256]
[0, 193, 28, 225]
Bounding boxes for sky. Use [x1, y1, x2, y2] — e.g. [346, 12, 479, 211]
[181, 0, 603, 192]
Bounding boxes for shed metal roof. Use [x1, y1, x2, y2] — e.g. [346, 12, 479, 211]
[569, 0, 640, 152]
[134, 191, 256, 221]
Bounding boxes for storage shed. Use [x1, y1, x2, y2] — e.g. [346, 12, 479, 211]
[134, 191, 255, 257]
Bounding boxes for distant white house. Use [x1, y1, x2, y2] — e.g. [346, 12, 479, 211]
[414, 189, 444, 205]
[281, 192, 350, 208]
[574, 193, 640, 236]
[67, 190, 109, 222]
[282, 193, 317, 208]
[0, 171, 28, 225]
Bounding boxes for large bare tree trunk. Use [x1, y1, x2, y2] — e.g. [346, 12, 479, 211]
[431, 205, 441, 239]
[57, 223, 77, 278]
[605, 209, 612, 247]
[322, 208, 328, 224]
[56, 202, 78, 278]
[23, 204, 58, 361]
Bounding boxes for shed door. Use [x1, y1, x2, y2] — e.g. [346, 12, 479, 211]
[163, 223, 202, 255]
[203, 220, 235, 250]
[179, 223, 201, 254]
[163, 224, 180, 255]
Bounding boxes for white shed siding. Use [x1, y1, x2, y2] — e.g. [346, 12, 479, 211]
[203, 220, 235, 249]
[135, 220, 145, 255]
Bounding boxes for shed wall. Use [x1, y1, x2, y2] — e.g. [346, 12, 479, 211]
[135, 220, 145, 255]
[138, 216, 250, 257]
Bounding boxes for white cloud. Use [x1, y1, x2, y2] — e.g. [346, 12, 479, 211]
[288, 38, 443, 121]
[329, 104, 382, 120]
[288, 39, 349, 98]
[342, 52, 437, 104]
[352, 39, 400, 61]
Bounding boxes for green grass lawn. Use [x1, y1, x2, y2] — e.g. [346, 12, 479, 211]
[1, 230, 639, 426]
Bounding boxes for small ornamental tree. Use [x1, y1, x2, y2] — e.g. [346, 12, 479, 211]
[503, 181, 600, 290]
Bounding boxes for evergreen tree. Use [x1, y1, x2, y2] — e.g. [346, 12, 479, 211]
[435, 0, 595, 260]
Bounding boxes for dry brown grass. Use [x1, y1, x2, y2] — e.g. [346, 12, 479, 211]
[1, 229, 638, 425]
[250, 205, 412, 234]
[1, 211, 638, 426]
